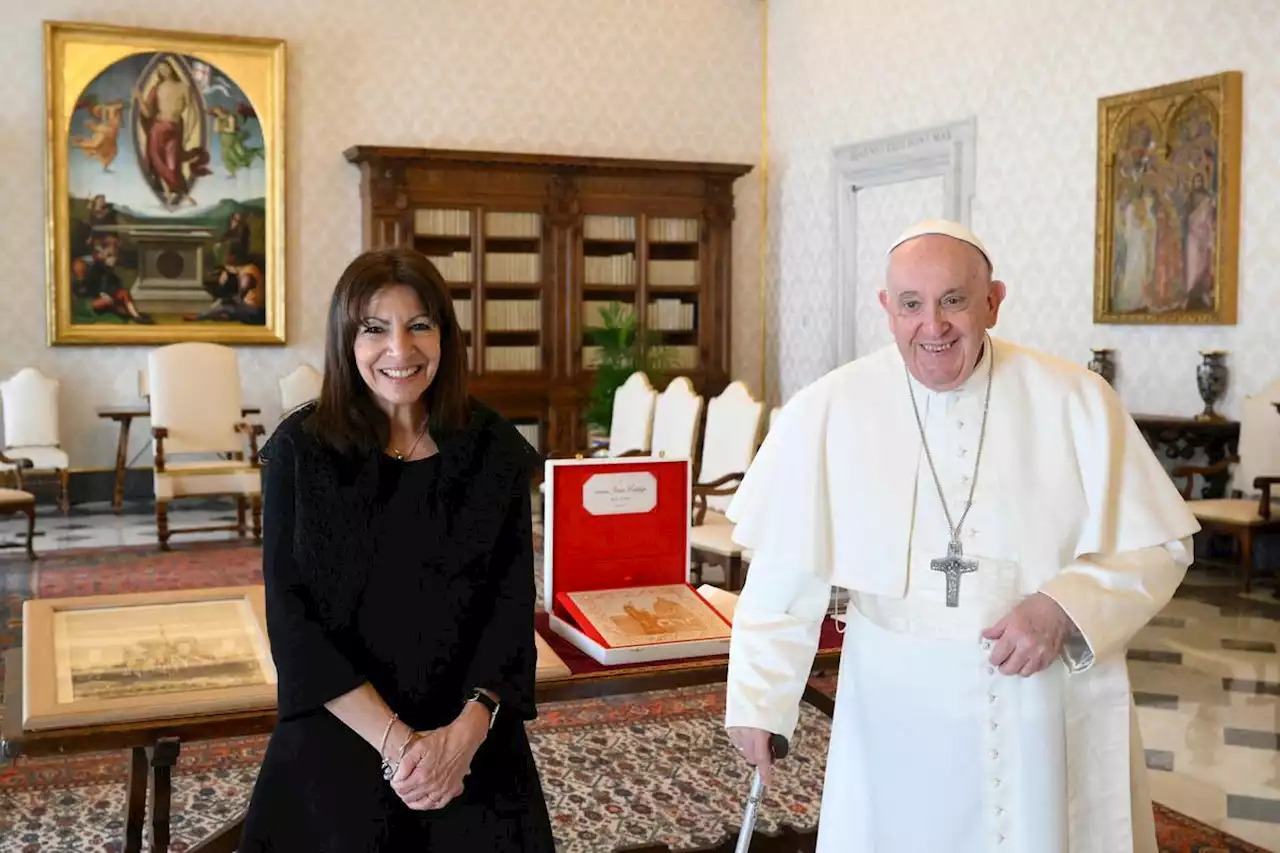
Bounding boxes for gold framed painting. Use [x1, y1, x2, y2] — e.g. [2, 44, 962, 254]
[44, 21, 287, 345]
[1093, 71, 1242, 325]
[22, 586, 277, 731]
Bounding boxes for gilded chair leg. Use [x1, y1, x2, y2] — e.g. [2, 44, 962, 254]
[23, 505, 36, 561]
[236, 496, 247, 537]
[251, 497, 262, 543]
[157, 501, 171, 551]
[58, 469, 70, 515]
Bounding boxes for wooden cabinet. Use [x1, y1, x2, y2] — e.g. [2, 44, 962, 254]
[344, 146, 753, 456]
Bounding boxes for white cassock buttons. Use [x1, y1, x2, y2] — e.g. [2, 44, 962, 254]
[989, 749, 999, 760]
[987, 665, 996, 674]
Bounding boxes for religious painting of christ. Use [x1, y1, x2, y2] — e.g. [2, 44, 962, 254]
[1093, 71, 1241, 326]
[44, 21, 286, 346]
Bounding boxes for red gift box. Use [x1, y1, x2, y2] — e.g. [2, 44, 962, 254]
[542, 456, 733, 665]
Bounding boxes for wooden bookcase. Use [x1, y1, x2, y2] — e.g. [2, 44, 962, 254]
[344, 146, 753, 457]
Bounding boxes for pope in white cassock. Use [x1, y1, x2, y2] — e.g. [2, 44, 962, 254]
[723, 219, 1202, 853]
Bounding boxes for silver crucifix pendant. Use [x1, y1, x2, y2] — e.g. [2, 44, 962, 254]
[931, 539, 978, 607]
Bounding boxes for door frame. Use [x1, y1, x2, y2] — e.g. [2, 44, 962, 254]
[831, 117, 978, 365]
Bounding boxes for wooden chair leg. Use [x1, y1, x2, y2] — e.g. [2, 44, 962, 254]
[58, 469, 70, 515]
[1241, 529, 1255, 593]
[157, 501, 171, 551]
[236, 496, 247, 537]
[251, 496, 262, 543]
[23, 504, 36, 561]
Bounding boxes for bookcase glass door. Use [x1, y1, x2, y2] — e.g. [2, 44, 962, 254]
[481, 210, 544, 374]
[644, 216, 701, 372]
[414, 207, 476, 369]
[581, 214, 638, 371]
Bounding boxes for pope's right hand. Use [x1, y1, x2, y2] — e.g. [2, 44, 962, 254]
[728, 726, 775, 786]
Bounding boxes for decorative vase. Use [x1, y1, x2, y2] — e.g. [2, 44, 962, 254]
[1087, 348, 1116, 386]
[1195, 350, 1228, 422]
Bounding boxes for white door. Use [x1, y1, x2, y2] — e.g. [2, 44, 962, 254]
[852, 177, 946, 358]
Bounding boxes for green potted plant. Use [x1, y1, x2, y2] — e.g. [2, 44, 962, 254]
[584, 301, 674, 439]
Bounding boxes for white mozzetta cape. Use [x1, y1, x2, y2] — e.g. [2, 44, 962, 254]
[725, 337, 1201, 852]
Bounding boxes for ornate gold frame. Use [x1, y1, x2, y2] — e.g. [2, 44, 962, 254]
[1093, 71, 1242, 325]
[44, 21, 287, 345]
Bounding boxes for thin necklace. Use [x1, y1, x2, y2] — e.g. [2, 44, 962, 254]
[904, 335, 994, 565]
[389, 419, 429, 461]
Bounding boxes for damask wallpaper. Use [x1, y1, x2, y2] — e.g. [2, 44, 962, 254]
[4, 0, 763, 467]
[766, 0, 1280, 421]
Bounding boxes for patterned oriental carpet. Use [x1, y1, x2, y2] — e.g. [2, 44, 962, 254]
[0, 543, 1269, 853]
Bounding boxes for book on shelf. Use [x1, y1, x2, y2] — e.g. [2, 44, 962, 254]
[484, 252, 540, 283]
[583, 215, 636, 241]
[648, 217, 699, 243]
[485, 346, 541, 372]
[646, 298, 695, 331]
[485, 211, 541, 238]
[484, 298, 541, 331]
[415, 209, 471, 236]
[648, 259, 698, 287]
[584, 254, 636, 286]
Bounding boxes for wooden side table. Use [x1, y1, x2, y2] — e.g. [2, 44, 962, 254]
[96, 405, 261, 513]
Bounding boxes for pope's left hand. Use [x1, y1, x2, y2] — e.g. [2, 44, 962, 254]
[981, 593, 1073, 677]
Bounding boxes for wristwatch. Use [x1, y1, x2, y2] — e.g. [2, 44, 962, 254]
[466, 688, 500, 730]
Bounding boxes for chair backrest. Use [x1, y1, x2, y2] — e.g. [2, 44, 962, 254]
[279, 364, 323, 413]
[697, 381, 765, 511]
[0, 367, 61, 449]
[650, 376, 703, 461]
[768, 405, 781, 433]
[149, 343, 245, 456]
[608, 371, 657, 456]
[1232, 379, 1280, 497]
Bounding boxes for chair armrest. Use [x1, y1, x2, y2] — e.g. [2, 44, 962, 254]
[1256, 476, 1280, 520]
[1170, 457, 1237, 499]
[235, 422, 267, 466]
[151, 427, 169, 473]
[0, 452, 34, 489]
[691, 472, 745, 525]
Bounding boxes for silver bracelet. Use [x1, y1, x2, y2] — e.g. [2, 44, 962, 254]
[378, 713, 399, 780]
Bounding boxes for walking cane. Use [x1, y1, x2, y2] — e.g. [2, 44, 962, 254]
[734, 733, 789, 853]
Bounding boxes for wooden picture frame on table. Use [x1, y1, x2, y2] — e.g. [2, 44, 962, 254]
[1093, 71, 1242, 325]
[44, 20, 287, 345]
[21, 586, 277, 731]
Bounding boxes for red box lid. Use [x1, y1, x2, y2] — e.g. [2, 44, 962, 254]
[544, 457, 691, 625]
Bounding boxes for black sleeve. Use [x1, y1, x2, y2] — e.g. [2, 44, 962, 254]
[463, 475, 539, 722]
[261, 432, 368, 720]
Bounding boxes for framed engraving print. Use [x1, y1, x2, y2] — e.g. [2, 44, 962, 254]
[44, 20, 287, 345]
[22, 586, 277, 730]
[1094, 71, 1242, 325]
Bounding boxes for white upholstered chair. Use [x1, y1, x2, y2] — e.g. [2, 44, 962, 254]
[279, 364, 323, 413]
[691, 381, 765, 524]
[0, 367, 70, 513]
[597, 371, 658, 457]
[1173, 379, 1280, 591]
[650, 376, 703, 462]
[687, 382, 764, 590]
[148, 343, 264, 550]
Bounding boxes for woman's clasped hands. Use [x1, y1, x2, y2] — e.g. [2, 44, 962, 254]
[389, 704, 490, 811]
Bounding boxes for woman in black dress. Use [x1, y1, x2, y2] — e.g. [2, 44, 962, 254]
[239, 248, 554, 851]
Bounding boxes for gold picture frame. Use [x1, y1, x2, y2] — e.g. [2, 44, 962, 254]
[1093, 71, 1242, 325]
[22, 586, 277, 731]
[44, 20, 287, 345]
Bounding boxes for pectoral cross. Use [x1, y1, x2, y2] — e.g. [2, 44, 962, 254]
[931, 539, 978, 608]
